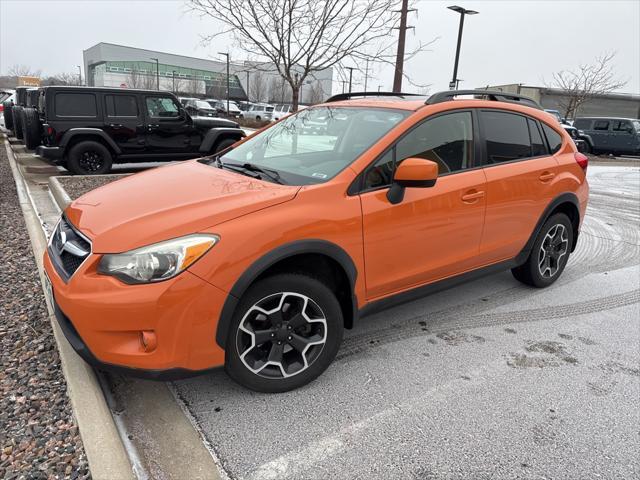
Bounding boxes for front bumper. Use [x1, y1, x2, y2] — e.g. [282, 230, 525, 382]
[43, 248, 229, 378]
[36, 145, 64, 161]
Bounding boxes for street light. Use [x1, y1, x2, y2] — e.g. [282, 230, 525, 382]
[77, 65, 82, 86]
[447, 5, 478, 90]
[345, 66, 354, 93]
[150, 57, 160, 90]
[219, 52, 230, 115]
[172, 70, 177, 93]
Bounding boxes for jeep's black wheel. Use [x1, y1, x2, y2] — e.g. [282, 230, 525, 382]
[12, 106, 24, 140]
[21, 108, 41, 150]
[213, 138, 236, 154]
[225, 274, 343, 393]
[67, 141, 113, 175]
[2, 101, 14, 131]
[582, 142, 592, 155]
[512, 213, 573, 288]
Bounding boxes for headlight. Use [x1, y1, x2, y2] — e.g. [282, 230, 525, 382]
[98, 234, 218, 284]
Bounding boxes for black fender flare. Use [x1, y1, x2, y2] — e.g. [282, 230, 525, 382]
[515, 192, 581, 265]
[215, 239, 358, 348]
[59, 128, 121, 155]
[199, 127, 245, 153]
[578, 133, 594, 148]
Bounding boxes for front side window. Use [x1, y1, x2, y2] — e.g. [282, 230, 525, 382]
[481, 111, 531, 163]
[55, 93, 97, 117]
[613, 120, 632, 132]
[395, 111, 473, 175]
[594, 120, 610, 130]
[145, 97, 180, 118]
[220, 106, 408, 185]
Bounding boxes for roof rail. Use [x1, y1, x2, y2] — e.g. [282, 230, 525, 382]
[425, 90, 541, 109]
[325, 91, 425, 103]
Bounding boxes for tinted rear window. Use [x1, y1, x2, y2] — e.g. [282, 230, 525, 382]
[481, 111, 531, 163]
[55, 93, 97, 117]
[594, 120, 610, 130]
[105, 95, 138, 117]
[541, 123, 563, 154]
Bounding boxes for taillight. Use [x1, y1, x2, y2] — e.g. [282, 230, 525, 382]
[0, 104, 3, 112]
[575, 152, 588, 172]
[47, 126, 54, 135]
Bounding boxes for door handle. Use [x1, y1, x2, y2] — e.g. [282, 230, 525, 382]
[109, 123, 123, 129]
[147, 124, 159, 131]
[539, 171, 555, 182]
[461, 190, 485, 203]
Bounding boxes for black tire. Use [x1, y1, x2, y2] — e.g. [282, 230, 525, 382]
[225, 273, 344, 393]
[511, 213, 573, 288]
[12, 106, 24, 140]
[66, 141, 113, 175]
[2, 101, 13, 131]
[582, 142, 592, 155]
[21, 108, 41, 150]
[213, 137, 236, 154]
[255, 115, 261, 121]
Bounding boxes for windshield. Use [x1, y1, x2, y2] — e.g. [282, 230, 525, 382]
[195, 100, 212, 109]
[633, 120, 640, 132]
[220, 106, 409, 185]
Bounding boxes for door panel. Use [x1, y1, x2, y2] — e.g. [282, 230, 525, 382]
[361, 169, 487, 299]
[103, 94, 145, 154]
[144, 95, 200, 155]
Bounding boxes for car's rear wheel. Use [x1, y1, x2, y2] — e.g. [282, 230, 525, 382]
[67, 141, 113, 175]
[225, 274, 343, 392]
[22, 108, 41, 150]
[12, 106, 24, 139]
[2, 101, 14, 131]
[255, 115, 261, 121]
[512, 213, 573, 288]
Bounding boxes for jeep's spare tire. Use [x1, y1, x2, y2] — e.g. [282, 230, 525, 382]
[21, 108, 41, 150]
[12, 106, 24, 140]
[2, 101, 13, 131]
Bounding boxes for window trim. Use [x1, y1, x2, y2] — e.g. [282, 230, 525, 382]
[350, 108, 480, 195]
[477, 109, 558, 169]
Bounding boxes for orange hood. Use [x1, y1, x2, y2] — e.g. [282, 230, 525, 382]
[65, 160, 300, 252]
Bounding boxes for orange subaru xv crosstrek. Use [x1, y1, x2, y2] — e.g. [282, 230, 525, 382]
[43, 90, 589, 392]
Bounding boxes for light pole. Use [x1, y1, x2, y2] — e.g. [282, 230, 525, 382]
[150, 57, 160, 90]
[218, 52, 230, 114]
[447, 6, 478, 90]
[345, 66, 354, 93]
[172, 70, 177, 93]
[364, 58, 369, 94]
[77, 65, 82, 85]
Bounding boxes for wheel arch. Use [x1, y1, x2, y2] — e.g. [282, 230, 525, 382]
[517, 192, 581, 265]
[215, 240, 358, 348]
[199, 127, 245, 153]
[60, 129, 121, 156]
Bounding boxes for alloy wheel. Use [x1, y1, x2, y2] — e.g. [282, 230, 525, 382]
[236, 292, 327, 379]
[79, 150, 104, 172]
[538, 224, 569, 278]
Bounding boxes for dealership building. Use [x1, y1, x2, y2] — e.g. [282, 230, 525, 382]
[82, 42, 333, 104]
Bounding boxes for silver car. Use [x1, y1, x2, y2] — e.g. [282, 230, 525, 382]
[242, 103, 274, 121]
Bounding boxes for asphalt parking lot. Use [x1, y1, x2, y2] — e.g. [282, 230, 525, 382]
[174, 165, 640, 480]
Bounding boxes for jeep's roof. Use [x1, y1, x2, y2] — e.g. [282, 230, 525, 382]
[41, 85, 178, 96]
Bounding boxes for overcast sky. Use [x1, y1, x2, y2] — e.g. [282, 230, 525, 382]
[1, 0, 638, 94]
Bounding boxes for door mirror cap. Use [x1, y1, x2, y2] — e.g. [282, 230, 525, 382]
[387, 158, 438, 204]
[393, 157, 438, 188]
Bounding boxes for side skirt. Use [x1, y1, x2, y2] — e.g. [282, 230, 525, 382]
[358, 258, 520, 319]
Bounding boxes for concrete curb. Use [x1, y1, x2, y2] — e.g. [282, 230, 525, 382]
[48, 176, 72, 210]
[3, 137, 136, 480]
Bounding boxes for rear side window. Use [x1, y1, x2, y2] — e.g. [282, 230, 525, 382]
[105, 95, 138, 117]
[55, 93, 97, 117]
[528, 119, 547, 157]
[612, 120, 632, 132]
[481, 111, 531, 163]
[594, 120, 610, 130]
[541, 123, 563, 154]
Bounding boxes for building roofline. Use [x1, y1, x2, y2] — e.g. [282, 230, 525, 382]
[84, 42, 225, 66]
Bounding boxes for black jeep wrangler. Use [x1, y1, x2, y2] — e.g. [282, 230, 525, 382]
[35, 86, 245, 175]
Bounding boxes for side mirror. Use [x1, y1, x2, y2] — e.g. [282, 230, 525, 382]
[387, 158, 438, 204]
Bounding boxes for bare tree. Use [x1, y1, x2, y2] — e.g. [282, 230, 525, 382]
[249, 70, 268, 103]
[7, 64, 42, 78]
[45, 72, 82, 86]
[308, 81, 325, 104]
[128, 69, 142, 89]
[551, 52, 627, 118]
[189, 0, 413, 111]
[140, 72, 157, 90]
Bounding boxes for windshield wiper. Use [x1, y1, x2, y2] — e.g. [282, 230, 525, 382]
[237, 163, 284, 184]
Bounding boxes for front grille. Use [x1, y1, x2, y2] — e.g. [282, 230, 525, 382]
[48, 216, 92, 282]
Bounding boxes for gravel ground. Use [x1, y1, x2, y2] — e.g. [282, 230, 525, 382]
[0, 143, 91, 479]
[57, 175, 129, 201]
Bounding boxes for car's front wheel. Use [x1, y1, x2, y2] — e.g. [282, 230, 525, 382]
[225, 274, 343, 392]
[512, 213, 573, 288]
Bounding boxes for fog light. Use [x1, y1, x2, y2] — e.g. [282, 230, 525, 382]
[140, 330, 157, 352]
